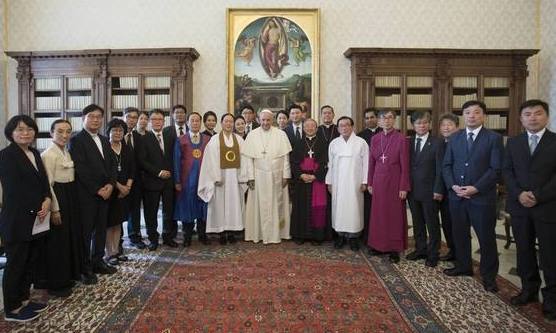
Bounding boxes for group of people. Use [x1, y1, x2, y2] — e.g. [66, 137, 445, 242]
[0, 99, 554, 322]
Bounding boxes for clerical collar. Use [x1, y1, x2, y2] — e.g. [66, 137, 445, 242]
[367, 126, 378, 132]
[306, 135, 316, 140]
[189, 131, 200, 138]
[323, 123, 333, 128]
[152, 129, 162, 135]
[382, 128, 395, 136]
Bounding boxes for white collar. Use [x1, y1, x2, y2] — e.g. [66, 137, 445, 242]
[152, 129, 162, 135]
[466, 126, 482, 138]
[85, 129, 99, 138]
[415, 132, 429, 142]
[527, 127, 546, 140]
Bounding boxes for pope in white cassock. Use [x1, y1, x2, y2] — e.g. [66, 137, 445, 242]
[198, 113, 249, 244]
[242, 109, 292, 244]
[325, 116, 369, 251]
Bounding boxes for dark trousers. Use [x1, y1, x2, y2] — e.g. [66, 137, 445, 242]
[512, 215, 556, 313]
[127, 181, 144, 242]
[183, 220, 207, 241]
[3, 238, 42, 313]
[450, 200, 499, 283]
[408, 197, 441, 261]
[361, 192, 372, 243]
[536, 221, 556, 314]
[80, 195, 109, 272]
[440, 198, 455, 255]
[143, 184, 174, 244]
[511, 215, 541, 294]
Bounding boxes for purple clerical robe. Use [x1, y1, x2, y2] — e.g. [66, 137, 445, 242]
[367, 129, 410, 252]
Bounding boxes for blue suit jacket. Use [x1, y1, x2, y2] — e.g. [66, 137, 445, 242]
[442, 127, 503, 204]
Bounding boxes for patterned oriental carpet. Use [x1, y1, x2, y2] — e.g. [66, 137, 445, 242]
[0, 241, 555, 332]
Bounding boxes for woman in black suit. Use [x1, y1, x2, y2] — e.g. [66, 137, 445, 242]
[0, 115, 50, 322]
[105, 118, 135, 265]
[202, 111, 218, 137]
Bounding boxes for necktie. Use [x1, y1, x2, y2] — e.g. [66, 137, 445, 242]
[246, 124, 251, 134]
[295, 126, 301, 140]
[467, 132, 474, 152]
[415, 137, 422, 154]
[530, 134, 539, 155]
[157, 133, 164, 152]
[125, 132, 134, 148]
[179, 126, 184, 136]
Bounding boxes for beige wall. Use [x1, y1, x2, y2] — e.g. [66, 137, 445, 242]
[2, 0, 552, 128]
[539, 0, 556, 128]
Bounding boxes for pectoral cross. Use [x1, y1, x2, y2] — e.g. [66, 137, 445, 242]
[380, 154, 387, 164]
[308, 149, 314, 158]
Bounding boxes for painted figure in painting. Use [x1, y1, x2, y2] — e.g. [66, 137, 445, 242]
[260, 18, 289, 79]
[236, 36, 257, 66]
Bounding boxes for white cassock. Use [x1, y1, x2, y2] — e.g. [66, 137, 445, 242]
[198, 133, 248, 233]
[242, 126, 292, 244]
[325, 132, 369, 233]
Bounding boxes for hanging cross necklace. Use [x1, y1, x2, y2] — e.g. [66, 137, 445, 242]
[379, 132, 392, 164]
[305, 136, 316, 158]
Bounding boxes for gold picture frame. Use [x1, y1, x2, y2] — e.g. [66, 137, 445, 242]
[227, 8, 320, 120]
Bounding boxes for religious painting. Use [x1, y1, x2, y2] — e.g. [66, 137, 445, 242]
[227, 9, 320, 119]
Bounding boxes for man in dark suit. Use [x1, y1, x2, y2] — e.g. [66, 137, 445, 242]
[123, 107, 147, 249]
[139, 109, 176, 250]
[161, 105, 188, 245]
[357, 107, 381, 243]
[503, 99, 556, 320]
[317, 105, 340, 148]
[406, 111, 444, 267]
[69, 104, 118, 284]
[284, 103, 304, 147]
[442, 100, 503, 293]
[241, 104, 259, 135]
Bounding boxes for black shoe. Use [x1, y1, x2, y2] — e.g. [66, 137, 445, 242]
[439, 252, 456, 261]
[294, 238, 305, 245]
[543, 311, 556, 321]
[106, 255, 119, 266]
[117, 254, 129, 262]
[227, 234, 237, 244]
[148, 242, 158, 251]
[510, 291, 539, 306]
[367, 248, 384, 256]
[219, 234, 228, 245]
[81, 272, 98, 285]
[130, 240, 147, 250]
[199, 237, 211, 245]
[163, 239, 179, 248]
[484, 282, 499, 293]
[443, 268, 473, 277]
[48, 288, 72, 298]
[406, 251, 427, 261]
[183, 239, 192, 247]
[93, 262, 117, 275]
[311, 240, 322, 246]
[389, 253, 400, 263]
[425, 260, 438, 268]
[334, 237, 346, 249]
[24, 301, 49, 313]
[349, 238, 360, 251]
[4, 307, 40, 322]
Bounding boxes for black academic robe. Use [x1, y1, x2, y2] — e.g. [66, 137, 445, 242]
[290, 135, 329, 241]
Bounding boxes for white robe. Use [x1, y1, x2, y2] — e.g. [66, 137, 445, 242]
[242, 126, 292, 244]
[325, 132, 369, 233]
[198, 133, 248, 233]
